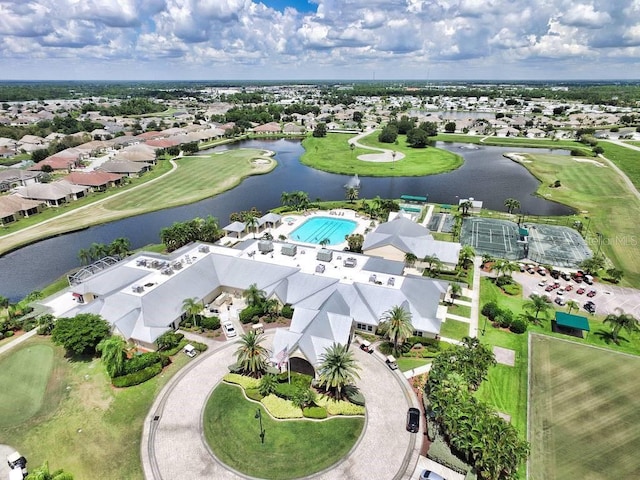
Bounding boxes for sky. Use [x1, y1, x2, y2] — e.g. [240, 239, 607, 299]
[0, 0, 639, 81]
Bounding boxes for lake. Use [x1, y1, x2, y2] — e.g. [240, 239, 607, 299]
[0, 139, 572, 301]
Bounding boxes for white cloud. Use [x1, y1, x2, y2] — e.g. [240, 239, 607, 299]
[561, 3, 611, 29]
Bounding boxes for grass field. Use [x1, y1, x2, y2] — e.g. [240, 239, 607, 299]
[0, 149, 274, 256]
[511, 152, 640, 287]
[447, 303, 471, 318]
[0, 344, 55, 428]
[440, 318, 470, 340]
[397, 357, 432, 372]
[0, 336, 190, 479]
[203, 383, 364, 480]
[528, 334, 640, 480]
[301, 132, 463, 176]
[600, 141, 640, 191]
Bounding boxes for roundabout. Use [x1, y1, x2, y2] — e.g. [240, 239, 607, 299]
[142, 333, 421, 479]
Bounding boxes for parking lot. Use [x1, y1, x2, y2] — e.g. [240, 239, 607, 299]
[514, 269, 640, 318]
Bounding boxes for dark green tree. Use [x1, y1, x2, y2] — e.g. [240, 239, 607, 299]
[51, 314, 111, 356]
[313, 122, 327, 137]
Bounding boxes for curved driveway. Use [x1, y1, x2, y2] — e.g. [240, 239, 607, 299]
[142, 335, 421, 480]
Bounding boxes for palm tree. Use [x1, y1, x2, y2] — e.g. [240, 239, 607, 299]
[459, 199, 473, 215]
[504, 198, 521, 214]
[263, 298, 280, 319]
[182, 297, 202, 327]
[404, 252, 417, 268]
[566, 300, 580, 314]
[258, 373, 278, 396]
[316, 343, 361, 400]
[450, 283, 462, 304]
[346, 186, 359, 203]
[243, 283, 266, 308]
[523, 294, 552, 320]
[458, 245, 475, 270]
[234, 330, 268, 377]
[243, 212, 259, 239]
[422, 254, 443, 276]
[25, 461, 74, 480]
[77, 248, 91, 265]
[319, 238, 330, 247]
[108, 237, 131, 259]
[379, 305, 414, 355]
[97, 336, 127, 378]
[280, 191, 291, 208]
[603, 308, 639, 344]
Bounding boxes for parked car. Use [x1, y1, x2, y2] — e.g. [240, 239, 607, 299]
[584, 301, 596, 314]
[538, 279, 547, 287]
[561, 272, 572, 281]
[537, 268, 547, 276]
[565, 285, 573, 292]
[222, 321, 237, 338]
[419, 470, 446, 480]
[386, 355, 398, 370]
[550, 269, 560, 279]
[545, 285, 554, 292]
[587, 290, 597, 298]
[576, 288, 585, 295]
[406, 407, 420, 433]
[554, 297, 566, 306]
[359, 340, 373, 354]
[557, 288, 565, 295]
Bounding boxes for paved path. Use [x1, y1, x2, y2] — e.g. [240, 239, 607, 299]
[142, 334, 421, 480]
[348, 131, 406, 163]
[469, 256, 482, 337]
[598, 140, 640, 201]
[0, 328, 38, 358]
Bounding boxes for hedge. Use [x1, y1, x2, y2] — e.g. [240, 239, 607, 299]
[121, 352, 163, 376]
[426, 430, 472, 475]
[303, 406, 328, 419]
[189, 341, 209, 352]
[316, 396, 365, 416]
[281, 304, 294, 319]
[239, 305, 263, 324]
[112, 362, 163, 388]
[163, 338, 189, 357]
[200, 316, 221, 331]
[274, 382, 299, 400]
[261, 394, 303, 419]
[277, 371, 312, 389]
[245, 388, 264, 402]
[224, 373, 260, 389]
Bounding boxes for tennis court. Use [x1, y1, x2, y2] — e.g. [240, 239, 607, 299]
[461, 218, 592, 267]
[461, 218, 523, 260]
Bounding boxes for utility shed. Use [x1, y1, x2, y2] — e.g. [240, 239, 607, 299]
[316, 248, 333, 262]
[281, 243, 297, 256]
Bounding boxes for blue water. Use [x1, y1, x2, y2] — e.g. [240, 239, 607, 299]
[290, 217, 357, 245]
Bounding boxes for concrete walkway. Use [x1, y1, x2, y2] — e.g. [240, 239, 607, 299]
[142, 333, 421, 480]
[469, 256, 482, 337]
[0, 328, 38, 357]
[348, 131, 406, 163]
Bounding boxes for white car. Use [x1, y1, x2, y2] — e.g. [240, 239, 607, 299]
[222, 321, 237, 338]
[538, 279, 547, 287]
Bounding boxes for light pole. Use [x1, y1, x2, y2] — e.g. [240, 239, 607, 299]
[255, 408, 265, 444]
[481, 315, 488, 336]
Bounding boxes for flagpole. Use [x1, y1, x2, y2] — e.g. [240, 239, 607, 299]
[288, 356, 291, 384]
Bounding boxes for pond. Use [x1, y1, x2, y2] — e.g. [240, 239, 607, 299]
[0, 138, 573, 301]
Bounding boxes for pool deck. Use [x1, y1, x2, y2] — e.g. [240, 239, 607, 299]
[219, 209, 375, 250]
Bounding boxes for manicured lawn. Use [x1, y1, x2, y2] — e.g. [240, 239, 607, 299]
[301, 132, 463, 177]
[0, 148, 273, 256]
[397, 357, 432, 372]
[529, 335, 640, 480]
[203, 383, 364, 480]
[440, 318, 470, 340]
[447, 303, 471, 318]
[509, 151, 640, 288]
[0, 336, 191, 479]
[0, 343, 55, 427]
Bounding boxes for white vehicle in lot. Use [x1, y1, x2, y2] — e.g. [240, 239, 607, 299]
[222, 321, 237, 338]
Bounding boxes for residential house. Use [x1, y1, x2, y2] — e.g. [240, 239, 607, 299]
[98, 160, 152, 177]
[0, 169, 42, 192]
[64, 171, 124, 192]
[0, 195, 44, 224]
[252, 122, 282, 134]
[14, 180, 89, 206]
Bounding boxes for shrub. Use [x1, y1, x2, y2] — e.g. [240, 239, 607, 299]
[316, 395, 365, 416]
[260, 394, 303, 419]
[277, 371, 312, 389]
[227, 362, 244, 374]
[121, 352, 163, 375]
[426, 430, 471, 475]
[481, 302, 500, 321]
[502, 283, 521, 296]
[200, 316, 221, 331]
[112, 362, 162, 388]
[239, 305, 263, 324]
[190, 341, 208, 352]
[345, 388, 365, 406]
[303, 406, 328, 419]
[224, 373, 260, 389]
[509, 318, 527, 334]
[281, 304, 294, 319]
[163, 339, 189, 357]
[156, 331, 182, 351]
[495, 309, 514, 328]
[274, 382, 299, 400]
[245, 388, 264, 402]
[495, 275, 513, 287]
[4, 331, 14, 338]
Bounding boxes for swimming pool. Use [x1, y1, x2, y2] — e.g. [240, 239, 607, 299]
[290, 216, 357, 245]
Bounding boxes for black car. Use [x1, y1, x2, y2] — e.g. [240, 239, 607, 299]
[406, 407, 420, 433]
[584, 301, 596, 314]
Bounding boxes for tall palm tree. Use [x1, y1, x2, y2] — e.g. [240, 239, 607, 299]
[182, 297, 202, 327]
[504, 198, 521, 214]
[243, 212, 259, 239]
[566, 300, 580, 314]
[263, 298, 280, 319]
[243, 283, 266, 308]
[317, 343, 361, 400]
[603, 308, 639, 344]
[280, 191, 291, 208]
[97, 336, 127, 378]
[379, 305, 414, 355]
[234, 330, 268, 377]
[458, 245, 475, 270]
[346, 186, 359, 203]
[108, 237, 131, 259]
[404, 252, 417, 268]
[77, 248, 91, 265]
[450, 283, 462, 304]
[523, 294, 552, 320]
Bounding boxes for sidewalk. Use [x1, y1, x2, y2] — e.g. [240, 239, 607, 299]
[0, 328, 38, 357]
[469, 256, 482, 337]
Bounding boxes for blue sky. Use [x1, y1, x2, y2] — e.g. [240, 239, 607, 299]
[0, 0, 638, 81]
